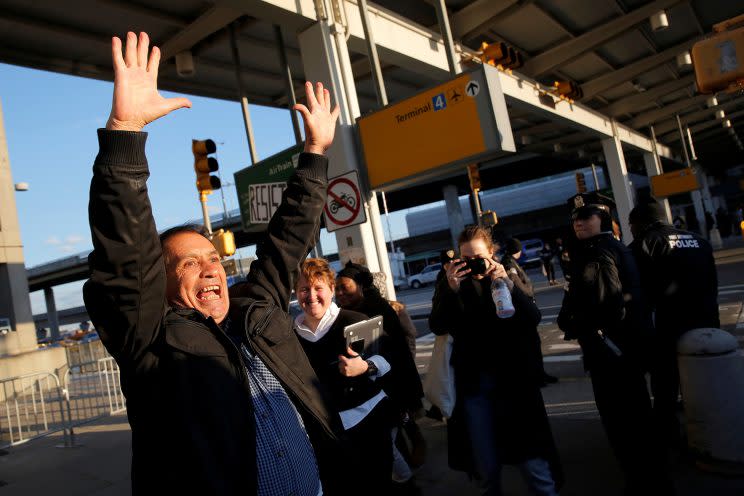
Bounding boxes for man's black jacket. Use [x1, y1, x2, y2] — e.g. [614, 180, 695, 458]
[629, 222, 719, 334]
[83, 130, 341, 495]
[557, 233, 651, 369]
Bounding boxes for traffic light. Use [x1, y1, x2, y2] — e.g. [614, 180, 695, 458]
[479, 42, 523, 70]
[575, 172, 587, 193]
[193, 139, 221, 195]
[553, 80, 583, 101]
[691, 15, 744, 94]
[211, 229, 236, 258]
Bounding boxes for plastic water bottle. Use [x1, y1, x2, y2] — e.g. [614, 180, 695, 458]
[492, 279, 515, 318]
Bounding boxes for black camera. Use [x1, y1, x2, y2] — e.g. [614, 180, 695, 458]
[464, 257, 488, 276]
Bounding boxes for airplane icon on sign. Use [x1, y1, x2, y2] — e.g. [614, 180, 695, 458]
[448, 88, 463, 103]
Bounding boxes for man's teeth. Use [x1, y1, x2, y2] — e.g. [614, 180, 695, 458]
[197, 286, 221, 300]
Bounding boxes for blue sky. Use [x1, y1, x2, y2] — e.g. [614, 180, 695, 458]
[0, 62, 417, 316]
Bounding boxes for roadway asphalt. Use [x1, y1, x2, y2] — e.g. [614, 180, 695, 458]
[2, 239, 744, 495]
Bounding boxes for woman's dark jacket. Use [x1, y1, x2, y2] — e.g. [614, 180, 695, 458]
[557, 233, 651, 370]
[299, 308, 391, 412]
[429, 275, 562, 482]
[84, 130, 341, 495]
[354, 291, 424, 411]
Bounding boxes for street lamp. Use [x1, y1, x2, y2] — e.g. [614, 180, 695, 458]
[14, 182, 28, 191]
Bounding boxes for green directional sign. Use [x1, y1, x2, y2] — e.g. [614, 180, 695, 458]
[234, 144, 303, 232]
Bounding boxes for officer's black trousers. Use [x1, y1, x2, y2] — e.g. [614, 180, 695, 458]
[589, 356, 675, 495]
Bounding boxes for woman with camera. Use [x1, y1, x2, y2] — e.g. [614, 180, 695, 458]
[429, 226, 563, 496]
[293, 258, 397, 495]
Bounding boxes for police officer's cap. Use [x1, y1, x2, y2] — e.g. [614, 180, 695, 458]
[566, 192, 615, 221]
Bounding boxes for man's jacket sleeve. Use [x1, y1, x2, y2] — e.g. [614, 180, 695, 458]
[83, 130, 166, 365]
[235, 153, 327, 310]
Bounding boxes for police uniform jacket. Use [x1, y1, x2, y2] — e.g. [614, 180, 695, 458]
[630, 222, 719, 335]
[558, 232, 651, 370]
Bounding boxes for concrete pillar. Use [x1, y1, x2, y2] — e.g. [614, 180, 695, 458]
[43, 287, 60, 341]
[443, 185, 465, 250]
[0, 97, 37, 356]
[642, 153, 673, 224]
[297, 21, 395, 299]
[601, 133, 636, 243]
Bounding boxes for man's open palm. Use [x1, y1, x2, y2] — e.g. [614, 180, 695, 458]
[107, 32, 191, 131]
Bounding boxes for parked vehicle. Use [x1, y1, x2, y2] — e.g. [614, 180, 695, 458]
[407, 263, 442, 289]
[519, 239, 544, 267]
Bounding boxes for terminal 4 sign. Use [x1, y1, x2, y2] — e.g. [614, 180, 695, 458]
[357, 65, 516, 190]
[234, 144, 303, 232]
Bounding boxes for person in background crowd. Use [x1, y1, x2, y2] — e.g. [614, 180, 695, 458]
[335, 262, 426, 492]
[736, 204, 744, 235]
[715, 207, 732, 238]
[501, 238, 558, 387]
[293, 258, 397, 495]
[430, 226, 563, 496]
[554, 237, 571, 282]
[628, 201, 719, 450]
[558, 193, 674, 496]
[704, 210, 716, 236]
[84, 32, 344, 495]
[539, 242, 557, 286]
[673, 215, 687, 231]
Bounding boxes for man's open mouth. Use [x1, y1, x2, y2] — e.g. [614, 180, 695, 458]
[197, 285, 222, 301]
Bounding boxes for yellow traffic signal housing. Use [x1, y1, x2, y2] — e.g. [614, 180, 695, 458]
[211, 229, 236, 258]
[575, 172, 587, 193]
[479, 42, 523, 69]
[691, 14, 744, 94]
[193, 139, 221, 195]
[554, 81, 583, 101]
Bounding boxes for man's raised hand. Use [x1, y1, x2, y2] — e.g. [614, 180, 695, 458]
[294, 82, 341, 155]
[106, 32, 191, 132]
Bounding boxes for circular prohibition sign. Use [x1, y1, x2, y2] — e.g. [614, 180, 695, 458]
[324, 177, 362, 227]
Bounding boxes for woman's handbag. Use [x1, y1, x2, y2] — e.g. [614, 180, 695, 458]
[423, 334, 456, 418]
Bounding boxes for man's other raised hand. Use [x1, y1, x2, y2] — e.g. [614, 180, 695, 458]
[294, 82, 341, 155]
[106, 32, 191, 132]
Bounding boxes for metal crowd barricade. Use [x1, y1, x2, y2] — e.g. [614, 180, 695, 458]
[0, 372, 71, 447]
[0, 341, 126, 449]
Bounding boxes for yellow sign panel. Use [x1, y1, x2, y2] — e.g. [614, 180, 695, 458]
[650, 168, 700, 198]
[358, 73, 489, 189]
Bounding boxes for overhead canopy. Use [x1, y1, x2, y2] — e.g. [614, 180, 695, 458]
[1, 0, 741, 193]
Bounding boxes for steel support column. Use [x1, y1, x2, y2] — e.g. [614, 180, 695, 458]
[601, 126, 636, 242]
[297, 20, 394, 298]
[43, 287, 60, 341]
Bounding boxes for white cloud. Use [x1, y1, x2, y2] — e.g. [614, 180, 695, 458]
[45, 236, 61, 245]
[65, 234, 84, 244]
[59, 245, 76, 253]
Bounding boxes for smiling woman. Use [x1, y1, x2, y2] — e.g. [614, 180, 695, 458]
[293, 258, 398, 494]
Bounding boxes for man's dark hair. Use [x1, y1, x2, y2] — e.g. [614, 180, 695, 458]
[159, 224, 210, 246]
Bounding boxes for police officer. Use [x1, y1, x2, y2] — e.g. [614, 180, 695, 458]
[628, 201, 720, 448]
[557, 193, 673, 496]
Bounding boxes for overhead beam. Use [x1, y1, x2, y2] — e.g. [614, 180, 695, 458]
[520, 0, 684, 77]
[160, 5, 244, 60]
[665, 108, 744, 143]
[599, 75, 695, 117]
[493, 68, 672, 158]
[627, 93, 708, 128]
[216, 0, 457, 79]
[655, 94, 744, 137]
[97, 0, 189, 27]
[581, 36, 703, 100]
[449, 0, 533, 41]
